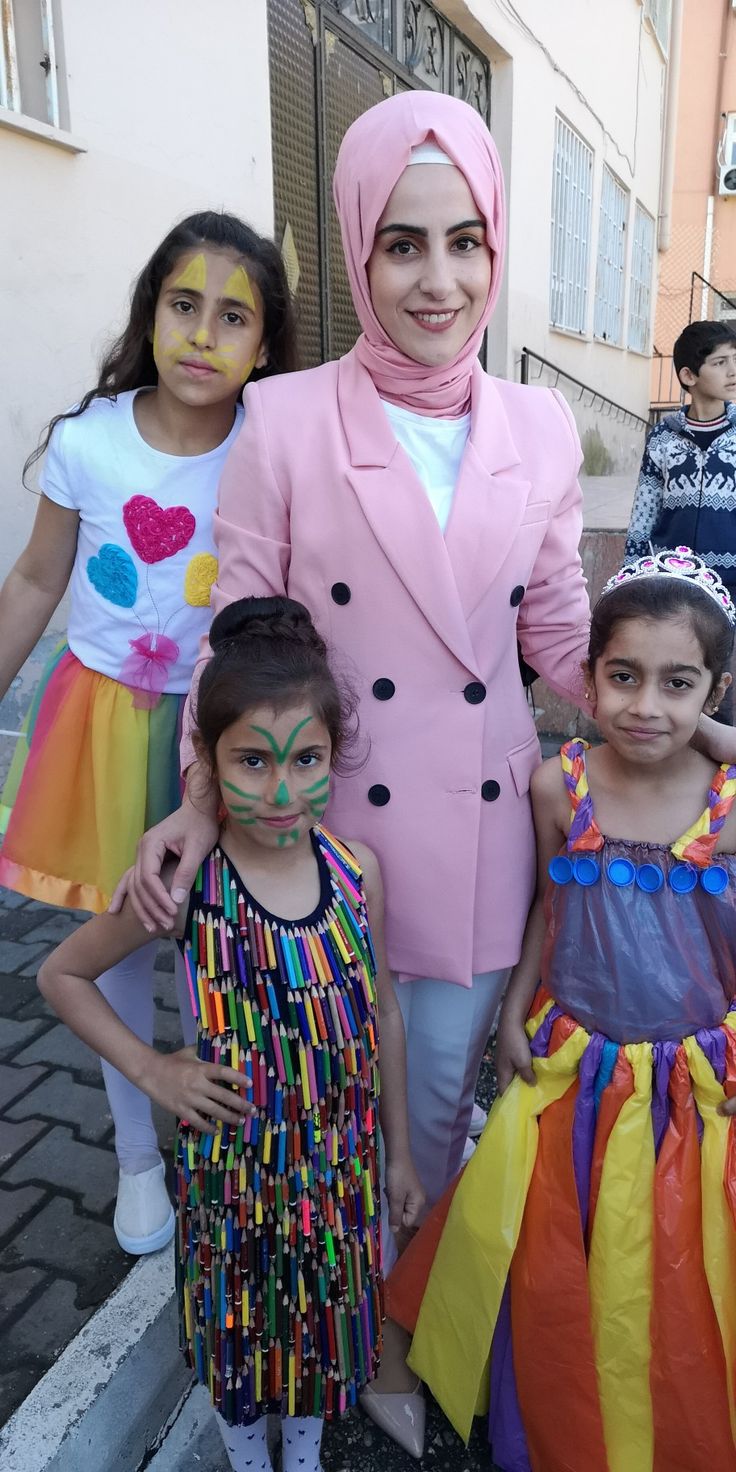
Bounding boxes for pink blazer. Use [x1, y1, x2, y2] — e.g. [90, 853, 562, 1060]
[189, 350, 590, 986]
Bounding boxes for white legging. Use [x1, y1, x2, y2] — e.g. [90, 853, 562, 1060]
[218, 1414, 324, 1471]
[96, 941, 196, 1174]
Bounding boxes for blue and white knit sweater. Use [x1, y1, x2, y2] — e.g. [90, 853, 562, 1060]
[625, 402, 736, 592]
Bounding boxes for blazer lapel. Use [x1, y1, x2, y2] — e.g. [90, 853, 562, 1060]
[338, 353, 480, 673]
[444, 364, 532, 621]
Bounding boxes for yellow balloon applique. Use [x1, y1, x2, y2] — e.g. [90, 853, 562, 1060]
[184, 553, 218, 607]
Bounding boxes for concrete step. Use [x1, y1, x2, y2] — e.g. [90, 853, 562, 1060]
[0, 1251, 189, 1472]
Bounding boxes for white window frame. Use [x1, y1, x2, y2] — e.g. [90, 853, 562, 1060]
[628, 203, 655, 355]
[644, 0, 671, 55]
[0, 0, 60, 127]
[550, 114, 594, 336]
[594, 167, 628, 345]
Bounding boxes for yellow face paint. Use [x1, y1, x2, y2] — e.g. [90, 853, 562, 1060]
[173, 253, 208, 292]
[223, 264, 257, 312]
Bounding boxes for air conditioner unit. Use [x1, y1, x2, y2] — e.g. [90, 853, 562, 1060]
[719, 162, 736, 195]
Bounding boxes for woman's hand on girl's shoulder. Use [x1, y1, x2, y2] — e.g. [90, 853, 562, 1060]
[109, 793, 218, 931]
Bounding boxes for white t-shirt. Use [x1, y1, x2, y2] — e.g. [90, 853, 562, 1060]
[382, 399, 471, 533]
[41, 390, 243, 695]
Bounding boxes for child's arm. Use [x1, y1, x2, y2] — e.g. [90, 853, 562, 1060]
[350, 841, 425, 1235]
[0, 496, 79, 701]
[495, 757, 568, 1095]
[38, 899, 251, 1134]
[624, 428, 663, 563]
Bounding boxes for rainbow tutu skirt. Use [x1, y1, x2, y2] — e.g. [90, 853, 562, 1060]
[388, 987, 736, 1472]
[0, 645, 184, 913]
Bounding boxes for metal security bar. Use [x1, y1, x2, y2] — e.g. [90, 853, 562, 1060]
[628, 203, 655, 354]
[0, 0, 60, 125]
[550, 114, 594, 335]
[594, 166, 628, 344]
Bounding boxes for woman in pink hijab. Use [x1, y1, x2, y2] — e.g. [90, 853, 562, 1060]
[126, 90, 591, 1457]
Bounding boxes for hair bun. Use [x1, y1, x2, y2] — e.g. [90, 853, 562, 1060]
[210, 596, 326, 657]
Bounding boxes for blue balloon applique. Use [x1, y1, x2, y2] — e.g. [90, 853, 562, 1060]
[86, 543, 138, 608]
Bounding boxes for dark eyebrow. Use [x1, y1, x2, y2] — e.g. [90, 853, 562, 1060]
[603, 656, 702, 676]
[375, 218, 485, 239]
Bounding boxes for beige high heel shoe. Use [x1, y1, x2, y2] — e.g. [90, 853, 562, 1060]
[360, 1377, 426, 1460]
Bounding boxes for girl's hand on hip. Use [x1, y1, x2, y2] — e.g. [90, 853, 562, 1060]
[718, 1094, 736, 1116]
[385, 1157, 426, 1234]
[496, 1017, 536, 1095]
[148, 1047, 254, 1133]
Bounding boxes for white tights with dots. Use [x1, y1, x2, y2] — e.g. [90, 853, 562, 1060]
[218, 1414, 324, 1472]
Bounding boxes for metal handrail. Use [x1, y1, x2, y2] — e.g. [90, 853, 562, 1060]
[688, 271, 736, 324]
[519, 347, 649, 430]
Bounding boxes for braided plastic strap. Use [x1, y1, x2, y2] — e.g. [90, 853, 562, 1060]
[672, 764, 736, 867]
[560, 739, 604, 853]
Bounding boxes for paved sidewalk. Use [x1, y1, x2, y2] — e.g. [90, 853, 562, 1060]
[0, 883, 502, 1469]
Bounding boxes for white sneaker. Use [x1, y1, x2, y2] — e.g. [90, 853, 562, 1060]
[468, 1101, 488, 1138]
[460, 1136, 477, 1167]
[113, 1161, 175, 1255]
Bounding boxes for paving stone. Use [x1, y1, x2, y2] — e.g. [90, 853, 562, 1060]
[0, 1364, 40, 1427]
[3, 1124, 118, 1212]
[6, 1071, 111, 1143]
[2, 1263, 46, 1317]
[0, 1016, 49, 1059]
[0, 940, 47, 974]
[15, 1022, 102, 1081]
[0, 972, 44, 1017]
[1, 1194, 127, 1308]
[0, 1060, 46, 1108]
[0, 1183, 46, 1240]
[0, 1117, 47, 1169]
[0, 888, 29, 910]
[154, 1005, 187, 1051]
[0, 1276, 91, 1372]
[154, 941, 176, 973]
[20, 912, 81, 945]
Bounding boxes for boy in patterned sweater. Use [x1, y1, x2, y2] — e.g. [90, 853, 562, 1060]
[625, 319, 736, 717]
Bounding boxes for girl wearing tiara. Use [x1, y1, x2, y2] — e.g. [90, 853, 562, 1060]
[38, 596, 423, 1472]
[389, 549, 736, 1471]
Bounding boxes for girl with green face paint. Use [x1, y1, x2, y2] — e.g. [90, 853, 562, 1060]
[38, 595, 423, 1472]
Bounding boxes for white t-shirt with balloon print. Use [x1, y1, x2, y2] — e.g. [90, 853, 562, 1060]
[41, 390, 242, 704]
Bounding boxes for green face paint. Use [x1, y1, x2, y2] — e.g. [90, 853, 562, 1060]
[277, 828, 301, 847]
[304, 775, 329, 796]
[275, 779, 290, 807]
[248, 716, 313, 764]
[222, 779, 260, 801]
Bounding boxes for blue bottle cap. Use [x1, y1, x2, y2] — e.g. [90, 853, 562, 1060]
[669, 863, 698, 894]
[574, 856, 600, 886]
[700, 865, 729, 895]
[607, 858, 636, 887]
[636, 863, 664, 893]
[548, 855, 574, 885]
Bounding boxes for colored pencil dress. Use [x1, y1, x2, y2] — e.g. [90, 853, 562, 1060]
[388, 739, 736, 1472]
[175, 826, 383, 1425]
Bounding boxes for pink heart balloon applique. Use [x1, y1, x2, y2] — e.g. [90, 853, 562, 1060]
[123, 495, 195, 565]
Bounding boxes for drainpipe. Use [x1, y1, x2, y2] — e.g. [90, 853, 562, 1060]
[658, 0, 684, 251]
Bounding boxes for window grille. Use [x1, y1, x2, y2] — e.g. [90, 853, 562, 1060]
[628, 203, 655, 354]
[0, 0, 60, 127]
[550, 114, 593, 335]
[645, 0, 671, 54]
[594, 167, 628, 344]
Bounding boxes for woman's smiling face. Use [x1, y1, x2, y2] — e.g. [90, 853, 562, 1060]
[366, 163, 492, 368]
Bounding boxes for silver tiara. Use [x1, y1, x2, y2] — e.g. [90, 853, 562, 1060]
[599, 547, 736, 627]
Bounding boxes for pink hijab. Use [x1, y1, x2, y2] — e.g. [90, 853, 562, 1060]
[332, 91, 507, 417]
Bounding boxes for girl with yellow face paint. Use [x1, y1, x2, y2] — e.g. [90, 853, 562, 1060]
[0, 212, 297, 1262]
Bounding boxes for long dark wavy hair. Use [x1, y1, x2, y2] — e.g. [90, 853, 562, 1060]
[24, 210, 298, 484]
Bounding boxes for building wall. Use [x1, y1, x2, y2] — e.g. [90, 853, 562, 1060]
[442, 0, 668, 446]
[0, 0, 272, 628]
[654, 0, 736, 401]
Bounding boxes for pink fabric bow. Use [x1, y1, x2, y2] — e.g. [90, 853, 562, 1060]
[120, 633, 179, 710]
[332, 90, 507, 418]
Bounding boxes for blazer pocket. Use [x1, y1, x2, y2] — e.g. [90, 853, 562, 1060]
[519, 499, 551, 528]
[506, 733, 542, 797]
